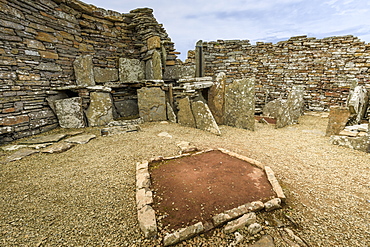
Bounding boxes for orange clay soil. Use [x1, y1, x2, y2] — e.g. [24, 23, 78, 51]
[150, 150, 277, 230]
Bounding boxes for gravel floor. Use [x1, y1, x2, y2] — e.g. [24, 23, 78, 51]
[0, 114, 369, 246]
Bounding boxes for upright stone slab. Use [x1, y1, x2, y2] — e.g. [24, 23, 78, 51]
[177, 97, 196, 128]
[119, 58, 145, 82]
[347, 86, 368, 124]
[137, 87, 166, 122]
[55, 97, 85, 128]
[225, 78, 255, 131]
[167, 102, 177, 123]
[73, 55, 95, 86]
[276, 86, 304, 128]
[163, 64, 196, 80]
[263, 98, 286, 118]
[325, 106, 350, 136]
[208, 72, 226, 124]
[86, 92, 114, 127]
[191, 100, 221, 135]
[114, 100, 139, 118]
[93, 67, 119, 83]
[146, 50, 163, 80]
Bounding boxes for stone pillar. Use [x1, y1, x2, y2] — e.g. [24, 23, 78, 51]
[195, 40, 204, 77]
[225, 78, 255, 131]
[137, 87, 166, 122]
[86, 92, 114, 127]
[325, 106, 350, 136]
[177, 97, 196, 128]
[73, 55, 95, 86]
[276, 85, 304, 128]
[208, 72, 226, 124]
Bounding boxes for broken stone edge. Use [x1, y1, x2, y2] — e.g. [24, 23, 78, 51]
[135, 148, 286, 245]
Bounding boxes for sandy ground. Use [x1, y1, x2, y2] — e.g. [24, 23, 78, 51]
[0, 115, 369, 246]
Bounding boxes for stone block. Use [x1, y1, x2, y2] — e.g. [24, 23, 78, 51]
[137, 205, 157, 238]
[86, 92, 114, 127]
[55, 97, 85, 128]
[325, 106, 350, 136]
[0, 115, 29, 126]
[191, 100, 221, 135]
[177, 97, 196, 128]
[163, 222, 204, 246]
[146, 50, 163, 80]
[93, 67, 119, 83]
[264, 198, 282, 212]
[147, 36, 161, 50]
[119, 58, 145, 83]
[163, 64, 196, 80]
[265, 166, 286, 202]
[39, 51, 59, 59]
[136, 188, 153, 210]
[225, 78, 255, 130]
[137, 87, 166, 122]
[35, 62, 62, 71]
[73, 55, 95, 87]
[208, 72, 226, 124]
[35, 31, 58, 43]
[114, 100, 139, 118]
[224, 212, 256, 233]
[248, 223, 263, 235]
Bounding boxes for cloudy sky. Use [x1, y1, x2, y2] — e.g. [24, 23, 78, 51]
[85, 0, 370, 60]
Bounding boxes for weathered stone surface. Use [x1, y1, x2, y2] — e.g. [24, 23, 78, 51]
[208, 72, 226, 124]
[136, 188, 153, 210]
[276, 86, 305, 128]
[114, 100, 139, 118]
[145, 59, 154, 80]
[35, 62, 62, 71]
[265, 166, 286, 202]
[151, 50, 163, 80]
[73, 55, 95, 86]
[248, 223, 263, 235]
[19, 134, 67, 144]
[191, 100, 221, 135]
[163, 64, 196, 80]
[137, 87, 166, 122]
[136, 169, 151, 189]
[249, 235, 275, 247]
[325, 106, 350, 136]
[163, 222, 204, 246]
[224, 212, 257, 233]
[138, 205, 157, 238]
[347, 85, 368, 124]
[225, 78, 255, 131]
[55, 97, 86, 128]
[264, 198, 282, 212]
[213, 202, 263, 227]
[86, 92, 114, 127]
[157, 132, 172, 138]
[41, 142, 75, 154]
[263, 99, 286, 119]
[64, 134, 96, 144]
[101, 125, 140, 136]
[3, 149, 39, 163]
[147, 36, 161, 50]
[166, 102, 177, 123]
[177, 97, 196, 128]
[119, 58, 145, 82]
[176, 141, 198, 154]
[330, 135, 370, 153]
[93, 67, 119, 83]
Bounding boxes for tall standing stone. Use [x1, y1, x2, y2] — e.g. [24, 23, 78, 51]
[325, 106, 350, 136]
[167, 102, 177, 123]
[177, 97, 196, 128]
[208, 72, 226, 124]
[73, 55, 95, 86]
[146, 50, 163, 80]
[119, 58, 145, 82]
[225, 78, 255, 131]
[191, 100, 221, 135]
[276, 85, 305, 128]
[137, 87, 166, 122]
[347, 85, 368, 124]
[86, 92, 114, 127]
[55, 97, 85, 128]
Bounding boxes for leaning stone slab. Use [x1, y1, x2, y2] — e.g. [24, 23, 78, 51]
[64, 134, 96, 144]
[73, 55, 95, 86]
[138, 205, 157, 238]
[167, 102, 177, 123]
[264, 198, 282, 212]
[263, 99, 286, 119]
[86, 92, 114, 127]
[41, 142, 75, 154]
[208, 72, 226, 124]
[212, 201, 264, 227]
[55, 97, 86, 129]
[265, 166, 286, 202]
[224, 212, 257, 234]
[137, 87, 166, 122]
[177, 97, 196, 128]
[325, 106, 350, 136]
[163, 222, 204, 246]
[119, 58, 145, 83]
[191, 100, 221, 135]
[3, 149, 39, 163]
[225, 78, 255, 130]
[19, 134, 67, 144]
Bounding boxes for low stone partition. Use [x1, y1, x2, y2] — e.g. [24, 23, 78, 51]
[135, 148, 286, 245]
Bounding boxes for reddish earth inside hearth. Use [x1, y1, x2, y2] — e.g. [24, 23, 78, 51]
[150, 150, 276, 230]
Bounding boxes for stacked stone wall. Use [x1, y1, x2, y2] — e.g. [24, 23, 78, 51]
[0, 0, 175, 143]
[201, 36, 370, 113]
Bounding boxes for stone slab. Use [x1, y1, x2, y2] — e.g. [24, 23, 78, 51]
[264, 198, 282, 212]
[138, 205, 157, 238]
[166, 102, 177, 123]
[19, 133, 67, 144]
[93, 67, 118, 83]
[119, 58, 145, 83]
[177, 97, 196, 128]
[64, 134, 96, 144]
[136, 188, 153, 210]
[86, 92, 114, 127]
[276, 86, 304, 128]
[163, 222, 204, 246]
[191, 100, 221, 135]
[3, 149, 39, 163]
[249, 235, 275, 247]
[265, 166, 286, 202]
[208, 72, 226, 124]
[325, 106, 350, 136]
[41, 142, 75, 154]
[137, 87, 166, 122]
[73, 55, 95, 86]
[54, 97, 86, 128]
[224, 212, 256, 233]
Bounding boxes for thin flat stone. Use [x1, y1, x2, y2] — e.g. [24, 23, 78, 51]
[19, 134, 67, 144]
[42, 142, 75, 154]
[64, 134, 96, 144]
[4, 149, 39, 163]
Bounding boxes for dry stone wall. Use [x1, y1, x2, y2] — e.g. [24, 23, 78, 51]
[199, 36, 370, 113]
[0, 0, 177, 144]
